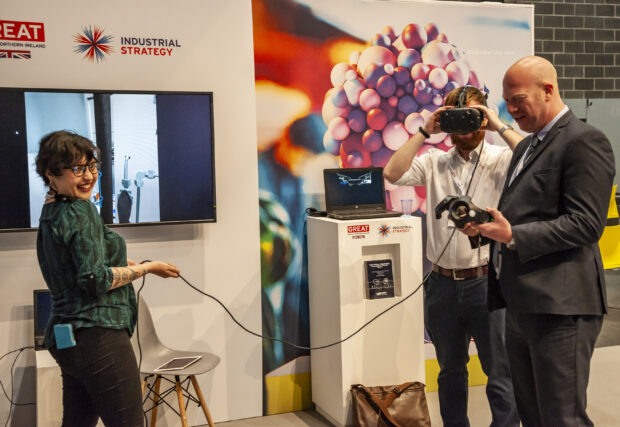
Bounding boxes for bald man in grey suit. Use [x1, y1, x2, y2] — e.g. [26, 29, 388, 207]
[470, 56, 615, 426]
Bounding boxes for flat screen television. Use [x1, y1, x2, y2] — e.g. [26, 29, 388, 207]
[0, 88, 216, 231]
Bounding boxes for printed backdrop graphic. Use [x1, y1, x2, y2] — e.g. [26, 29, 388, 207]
[253, 0, 532, 414]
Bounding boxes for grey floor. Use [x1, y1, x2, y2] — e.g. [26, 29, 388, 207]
[213, 269, 620, 426]
[597, 268, 620, 348]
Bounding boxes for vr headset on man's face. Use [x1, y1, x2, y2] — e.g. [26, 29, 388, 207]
[439, 86, 487, 134]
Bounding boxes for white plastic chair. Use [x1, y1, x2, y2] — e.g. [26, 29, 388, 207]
[134, 296, 220, 427]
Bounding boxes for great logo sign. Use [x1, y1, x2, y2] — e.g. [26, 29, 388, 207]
[0, 20, 45, 59]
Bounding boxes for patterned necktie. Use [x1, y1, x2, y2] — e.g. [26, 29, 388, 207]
[523, 136, 539, 164]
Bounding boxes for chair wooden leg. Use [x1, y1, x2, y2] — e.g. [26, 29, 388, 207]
[151, 375, 162, 427]
[142, 379, 147, 396]
[175, 375, 189, 427]
[190, 375, 215, 427]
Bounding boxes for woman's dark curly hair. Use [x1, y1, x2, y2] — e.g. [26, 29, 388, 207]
[35, 130, 100, 186]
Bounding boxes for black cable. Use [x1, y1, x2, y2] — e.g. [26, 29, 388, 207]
[426, 139, 483, 272]
[179, 273, 424, 351]
[133, 142, 486, 353]
[135, 270, 147, 372]
[173, 218, 458, 351]
[155, 211, 452, 352]
[0, 347, 35, 405]
[0, 346, 35, 427]
[465, 140, 484, 195]
[5, 350, 18, 427]
[135, 264, 148, 427]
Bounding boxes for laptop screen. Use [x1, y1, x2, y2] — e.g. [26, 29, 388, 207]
[324, 167, 386, 211]
[33, 289, 51, 349]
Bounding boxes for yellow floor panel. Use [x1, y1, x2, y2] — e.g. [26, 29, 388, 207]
[425, 355, 487, 392]
[264, 359, 488, 413]
[600, 226, 620, 270]
[599, 185, 620, 269]
[265, 372, 313, 415]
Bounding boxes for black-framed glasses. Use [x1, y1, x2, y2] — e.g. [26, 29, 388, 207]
[66, 162, 101, 177]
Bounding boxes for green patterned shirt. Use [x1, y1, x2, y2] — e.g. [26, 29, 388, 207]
[37, 198, 137, 348]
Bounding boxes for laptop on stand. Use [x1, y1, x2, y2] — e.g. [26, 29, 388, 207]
[33, 289, 52, 350]
[323, 167, 402, 220]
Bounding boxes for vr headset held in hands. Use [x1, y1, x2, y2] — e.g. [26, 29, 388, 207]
[434, 195, 492, 229]
[439, 86, 487, 134]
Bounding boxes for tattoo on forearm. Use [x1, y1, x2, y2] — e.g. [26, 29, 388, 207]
[110, 266, 149, 289]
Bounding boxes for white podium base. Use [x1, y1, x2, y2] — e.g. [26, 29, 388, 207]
[307, 216, 425, 426]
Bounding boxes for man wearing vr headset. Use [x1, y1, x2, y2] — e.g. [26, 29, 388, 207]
[470, 56, 615, 426]
[384, 86, 522, 427]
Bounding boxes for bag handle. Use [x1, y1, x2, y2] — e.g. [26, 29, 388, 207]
[352, 382, 415, 427]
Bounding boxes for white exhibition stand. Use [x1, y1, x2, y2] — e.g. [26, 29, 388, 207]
[307, 216, 425, 427]
[35, 350, 62, 427]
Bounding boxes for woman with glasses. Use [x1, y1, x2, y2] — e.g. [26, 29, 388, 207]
[35, 130, 180, 427]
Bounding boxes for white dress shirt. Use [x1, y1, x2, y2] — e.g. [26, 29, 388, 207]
[394, 142, 512, 269]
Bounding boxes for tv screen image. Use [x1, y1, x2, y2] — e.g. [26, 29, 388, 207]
[0, 88, 216, 231]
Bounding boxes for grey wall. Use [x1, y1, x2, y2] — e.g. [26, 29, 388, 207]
[446, 0, 620, 99]
[444, 0, 620, 188]
[565, 98, 620, 188]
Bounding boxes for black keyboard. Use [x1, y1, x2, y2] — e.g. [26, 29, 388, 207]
[328, 209, 402, 220]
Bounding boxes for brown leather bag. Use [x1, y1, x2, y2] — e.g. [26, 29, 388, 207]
[350, 381, 431, 427]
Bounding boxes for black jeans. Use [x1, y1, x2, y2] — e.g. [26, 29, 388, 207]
[49, 326, 143, 427]
[424, 272, 519, 427]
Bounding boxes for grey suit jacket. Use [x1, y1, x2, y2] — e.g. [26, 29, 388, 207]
[488, 110, 615, 315]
